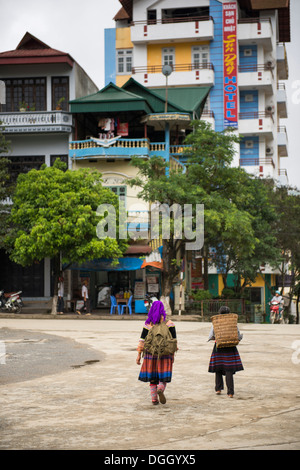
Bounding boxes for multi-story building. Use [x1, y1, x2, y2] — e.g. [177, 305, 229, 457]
[0, 32, 98, 299]
[99, 0, 291, 312]
[106, 0, 290, 184]
[68, 0, 291, 314]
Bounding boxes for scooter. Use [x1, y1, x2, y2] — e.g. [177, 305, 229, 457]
[269, 300, 283, 324]
[144, 293, 159, 313]
[0, 290, 23, 313]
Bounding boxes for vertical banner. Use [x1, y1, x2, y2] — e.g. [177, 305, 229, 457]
[223, 2, 238, 128]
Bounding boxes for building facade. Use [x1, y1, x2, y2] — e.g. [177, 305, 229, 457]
[101, 0, 291, 311]
[0, 32, 98, 299]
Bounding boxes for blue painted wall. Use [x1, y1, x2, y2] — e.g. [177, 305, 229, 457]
[105, 28, 116, 86]
[240, 135, 259, 166]
[240, 89, 258, 113]
[239, 45, 257, 68]
[209, 0, 224, 132]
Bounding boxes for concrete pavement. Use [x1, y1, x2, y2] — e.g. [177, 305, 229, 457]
[0, 317, 299, 450]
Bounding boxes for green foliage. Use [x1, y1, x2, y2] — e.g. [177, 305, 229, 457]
[6, 159, 127, 267]
[190, 289, 212, 301]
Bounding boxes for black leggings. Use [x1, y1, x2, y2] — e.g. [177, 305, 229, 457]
[215, 371, 234, 395]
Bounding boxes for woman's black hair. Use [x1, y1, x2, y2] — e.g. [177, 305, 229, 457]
[219, 306, 230, 315]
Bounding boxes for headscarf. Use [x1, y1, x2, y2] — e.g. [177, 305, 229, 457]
[145, 300, 166, 325]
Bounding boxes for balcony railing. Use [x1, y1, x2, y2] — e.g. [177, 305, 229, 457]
[239, 111, 274, 123]
[0, 111, 73, 133]
[238, 63, 274, 78]
[240, 157, 275, 169]
[69, 138, 194, 161]
[131, 15, 214, 26]
[132, 62, 214, 75]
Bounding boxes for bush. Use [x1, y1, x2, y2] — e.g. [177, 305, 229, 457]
[191, 289, 212, 301]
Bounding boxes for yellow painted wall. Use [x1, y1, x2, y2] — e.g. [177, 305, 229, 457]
[116, 75, 132, 87]
[115, 27, 133, 87]
[147, 41, 209, 68]
[72, 160, 148, 211]
[116, 27, 133, 49]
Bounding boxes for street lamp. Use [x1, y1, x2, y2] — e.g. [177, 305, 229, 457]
[162, 64, 172, 113]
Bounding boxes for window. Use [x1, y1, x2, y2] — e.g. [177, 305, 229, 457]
[8, 156, 45, 182]
[1, 77, 46, 112]
[52, 77, 69, 111]
[147, 9, 157, 24]
[192, 46, 209, 69]
[162, 48, 175, 69]
[50, 155, 68, 169]
[108, 185, 126, 209]
[117, 50, 133, 74]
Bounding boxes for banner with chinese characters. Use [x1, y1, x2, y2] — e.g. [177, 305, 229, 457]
[223, 2, 238, 128]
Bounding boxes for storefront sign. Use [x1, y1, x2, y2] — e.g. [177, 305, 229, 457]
[223, 2, 238, 128]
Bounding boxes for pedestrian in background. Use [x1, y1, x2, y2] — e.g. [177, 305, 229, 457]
[208, 306, 244, 398]
[77, 280, 91, 316]
[57, 275, 64, 315]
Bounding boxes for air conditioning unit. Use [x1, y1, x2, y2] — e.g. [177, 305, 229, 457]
[266, 105, 275, 113]
[266, 59, 275, 68]
[266, 147, 274, 155]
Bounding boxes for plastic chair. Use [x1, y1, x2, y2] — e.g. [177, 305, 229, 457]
[110, 295, 118, 315]
[120, 295, 133, 315]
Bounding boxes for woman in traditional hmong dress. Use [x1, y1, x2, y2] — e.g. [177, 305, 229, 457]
[136, 301, 177, 405]
[208, 306, 244, 398]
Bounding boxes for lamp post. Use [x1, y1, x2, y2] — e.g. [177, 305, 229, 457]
[162, 64, 172, 113]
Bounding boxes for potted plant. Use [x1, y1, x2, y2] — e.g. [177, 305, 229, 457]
[19, 101, 28, 112]
[56, 96, 65, 110]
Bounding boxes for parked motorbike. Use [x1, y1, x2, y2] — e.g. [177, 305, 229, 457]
[0, 290, 23, 313]
[144, 293, 159, 313]
[269, 300, 283, 324]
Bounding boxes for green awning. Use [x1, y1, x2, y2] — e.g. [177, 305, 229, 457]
[152, 86, 211, 119]
[69, 78, 211, 118]
[69, 82, 153, 114]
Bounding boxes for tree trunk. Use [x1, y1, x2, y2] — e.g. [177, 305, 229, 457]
[51, 254, 61, 315]
[160, 238, 180, 315]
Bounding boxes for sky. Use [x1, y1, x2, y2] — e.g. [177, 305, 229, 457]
[0, 0, 299, 189]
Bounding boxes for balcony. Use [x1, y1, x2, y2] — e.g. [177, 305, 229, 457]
[70, 138, 164, 160]
[238, 64, 274, 93]
[278, 168, 289, 185]
[238, 18, 273, 50]
[130, 16, 214, 44]
[238, 111, 274, 138]
[277, 126, 288, 157]
[277, 83, 288, 118]
[132, 63, 214, 87]
[69, 137, 193, 163]
[0, 111, 73, 134]
[240, 157, 276, 179]
[277, 43, 288, 80]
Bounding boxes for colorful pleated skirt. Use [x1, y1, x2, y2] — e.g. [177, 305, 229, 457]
[208, 344, 244, 375]
[139, 353, 174, 384]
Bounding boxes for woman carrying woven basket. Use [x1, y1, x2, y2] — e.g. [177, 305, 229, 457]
[208, 306, 244, 398]
[136, 301, 177, 405]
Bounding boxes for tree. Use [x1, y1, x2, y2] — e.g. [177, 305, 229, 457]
[209, 173, 280, 295]
[270, 184, 300, 321]
[6, 160, 127, 313]
[129, 120, 257, 312]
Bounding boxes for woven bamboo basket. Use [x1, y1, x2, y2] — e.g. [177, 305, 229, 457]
[211, 313, 239, 348]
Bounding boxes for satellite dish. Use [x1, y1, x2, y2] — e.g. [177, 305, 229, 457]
[162, 64, 172, 76]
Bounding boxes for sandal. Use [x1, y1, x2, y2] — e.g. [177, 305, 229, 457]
[157, 388, 166, 404]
